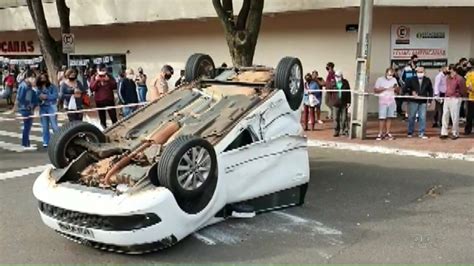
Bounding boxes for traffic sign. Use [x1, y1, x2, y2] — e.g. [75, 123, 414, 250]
[62, 33, 75, 54]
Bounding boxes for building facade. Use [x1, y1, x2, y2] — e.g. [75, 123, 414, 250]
[1, 1, 473, 110]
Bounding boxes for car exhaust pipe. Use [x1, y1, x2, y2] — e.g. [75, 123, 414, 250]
[103, 121, 180, 185]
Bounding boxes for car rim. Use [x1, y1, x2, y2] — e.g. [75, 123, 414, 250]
[289, 64, 301, 95]
[176, 146, 211, 191]
[63, 132, 100, 163]
[197, 59, 214, 79]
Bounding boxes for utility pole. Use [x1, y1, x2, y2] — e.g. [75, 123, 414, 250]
[350, 0, 374, 139]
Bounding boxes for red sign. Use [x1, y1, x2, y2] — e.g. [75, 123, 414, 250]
[0, 41, 35, 53]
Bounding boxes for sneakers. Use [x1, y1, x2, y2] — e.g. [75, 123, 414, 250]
[407, 134, 413, 138]
[21, 145, 37, 152]
[385, 133, 395, 140]
[376, 134, 383, 141]
[419, 134, 429, 140]
[317, 120, 324, 124]
[376, 133, 395, 141]
[450, 134, 459, 140]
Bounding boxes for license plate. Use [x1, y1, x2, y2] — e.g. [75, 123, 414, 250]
[58, 222, 95, 239]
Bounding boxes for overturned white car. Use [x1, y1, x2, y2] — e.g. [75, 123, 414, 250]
[33, 53, 310, 254]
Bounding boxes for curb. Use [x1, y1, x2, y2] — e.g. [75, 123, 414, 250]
[307, 139, 474, 162]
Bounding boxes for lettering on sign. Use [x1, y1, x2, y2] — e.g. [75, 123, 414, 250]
[0, 41, 35, 53]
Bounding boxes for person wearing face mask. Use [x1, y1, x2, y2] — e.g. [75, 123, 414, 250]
[90, 65, 118, 129]
[374, 68, 399, 140]
[464, 59, 474, 135]
[433, 66, 449, 128]
[403, 67, 433, 139]
[440, 65, 468, 139]
[60, 68, 86, 121]
[327, 70, 351, 137]
[36, 73, 59, 148]
[301, 73, 319, 131]
[17, 72, 38, 151]
[135, 67, 148, 103]
[118, 68, 139, 118]
[149, 65, 174, 101]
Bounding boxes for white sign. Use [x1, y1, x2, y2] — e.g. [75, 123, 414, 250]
[391, 24, 449, 60]
[62, 33, 75, 54]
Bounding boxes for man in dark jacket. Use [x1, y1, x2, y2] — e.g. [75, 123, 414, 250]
[90, 65, 118, 129]
[404, 67, 433, 139]
[119, 68, 139, 117]
[327, 70, 351, 137]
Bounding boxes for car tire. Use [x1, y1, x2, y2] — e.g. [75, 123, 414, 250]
[184, 53, 216, 82]
[156, 135, 217, 199]
[275, 56, 304, 111]
[48, 122, 106, 168]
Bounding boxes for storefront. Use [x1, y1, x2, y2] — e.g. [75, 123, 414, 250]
[1, 5, 473, 111]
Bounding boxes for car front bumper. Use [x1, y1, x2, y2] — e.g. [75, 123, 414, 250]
[32, 167, 205, 249]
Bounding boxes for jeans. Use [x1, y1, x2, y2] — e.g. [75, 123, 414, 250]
[332, 106, 348, 134]
[122, 106, 137, 118]
[441, 98, 462, 136]
[40, 105, 60, 146]
[137, 86, 148, 103]
[20, 110, 33, 147]
[408, 102, 427, 136]
[396, 98, 404, 115]
[96, 100, 118, 129]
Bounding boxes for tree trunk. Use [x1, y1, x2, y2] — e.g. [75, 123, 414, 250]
[213, 0, 264, 67]
[26, 0, 69, 85]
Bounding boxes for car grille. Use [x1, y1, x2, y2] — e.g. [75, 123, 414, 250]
[56, 231, 177, 254]
[39, 201, 161, 231]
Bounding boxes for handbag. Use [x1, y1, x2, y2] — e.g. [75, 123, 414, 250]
[308, 94, 319, 107]
[82, 93, 91, 107]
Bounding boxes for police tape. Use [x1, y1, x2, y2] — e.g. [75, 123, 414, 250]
[15, 102, 148, 120]
[314, 89, 474, 101]
[12, 90, 474, 121]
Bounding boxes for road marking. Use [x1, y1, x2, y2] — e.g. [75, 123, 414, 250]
[0, 117, 15, 121]
[0, 140, 36, 152]
[192, 233, 217, 246]
[0, 164, 50, 181]
[273, 211, 342, 235]
[0, 130, 43, 142]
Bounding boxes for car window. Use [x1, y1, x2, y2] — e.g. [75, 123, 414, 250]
[224, 127, 259, 152]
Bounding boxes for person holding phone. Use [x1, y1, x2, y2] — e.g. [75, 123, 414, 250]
[374, 68, 399, 140]
[90, 65, 118, 129]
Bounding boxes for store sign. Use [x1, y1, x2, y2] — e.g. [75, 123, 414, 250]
[391, 24, 449, 68]
[0, 56, 43, 66]
[0, 41, 35, 53]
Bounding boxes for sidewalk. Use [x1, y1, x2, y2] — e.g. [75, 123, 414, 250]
[306, 112, 474, 159]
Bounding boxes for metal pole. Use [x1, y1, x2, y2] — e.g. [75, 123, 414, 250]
[67, 53, 70, 68]
[350, 0, 374, 139]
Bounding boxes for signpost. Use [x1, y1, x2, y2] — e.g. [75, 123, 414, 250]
[62, 33, 75, 67]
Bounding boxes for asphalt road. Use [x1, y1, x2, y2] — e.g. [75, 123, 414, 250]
[0, 114, 473, 264]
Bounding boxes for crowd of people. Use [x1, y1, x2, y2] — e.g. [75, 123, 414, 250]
[302, 55, 473, 140]
[0, 63, 176, 151]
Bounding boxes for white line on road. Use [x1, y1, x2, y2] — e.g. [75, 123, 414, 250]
[192, 233, 217, 246]
[0, 164, 50, 181]
[0, 117, 15, 121]
[0, 130, 43, 142]
[0, 140, 36, 152]
[273, 211, 342, 235]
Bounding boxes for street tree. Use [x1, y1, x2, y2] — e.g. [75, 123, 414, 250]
[212, 0, 264, 67]
[26, 0, 70, 84]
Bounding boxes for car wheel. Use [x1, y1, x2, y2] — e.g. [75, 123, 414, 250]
[156, 135, 217, 199]
[275, 56, 304, 111]
[48, 122, 106, 168]
[184, 53, 216, 82]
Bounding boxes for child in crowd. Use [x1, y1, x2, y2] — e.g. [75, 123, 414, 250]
[67, 88, 84, 121]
